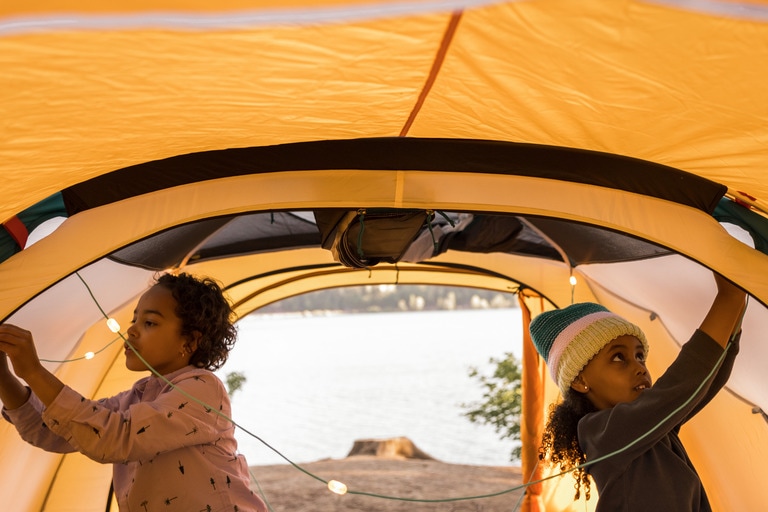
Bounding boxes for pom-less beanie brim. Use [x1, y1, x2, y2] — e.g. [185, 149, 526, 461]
[554, 314, 648, 395]
[530, 303, 649, 396]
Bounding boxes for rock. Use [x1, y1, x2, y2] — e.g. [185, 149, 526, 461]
[346, 437, 435, 460]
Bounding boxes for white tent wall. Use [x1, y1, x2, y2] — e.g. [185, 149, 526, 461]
[583, 257, 768, 409]
[0, 265, 153, 511]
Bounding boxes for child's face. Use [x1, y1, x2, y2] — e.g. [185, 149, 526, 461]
[573, 335, 652, 410]
[124, 285, 192, 376]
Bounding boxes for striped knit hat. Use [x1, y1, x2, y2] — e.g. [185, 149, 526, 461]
[530, 303, 649, 396]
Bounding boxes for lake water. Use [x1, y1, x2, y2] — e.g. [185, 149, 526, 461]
[216, 308, 523, 467]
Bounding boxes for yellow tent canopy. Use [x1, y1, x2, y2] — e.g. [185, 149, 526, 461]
[2, 1, 768, 510]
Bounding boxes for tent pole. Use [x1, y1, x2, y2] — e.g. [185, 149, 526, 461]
[518, 292, 546, 512]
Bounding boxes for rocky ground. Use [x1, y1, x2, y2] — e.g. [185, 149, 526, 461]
[250, 455, 524, 512]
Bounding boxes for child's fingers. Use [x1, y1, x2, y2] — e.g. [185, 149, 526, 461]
[0, 324, 31, 338]
[0, 326, 41, 380]
[0, 325, 37, 359]
[0, 325, 33, 346]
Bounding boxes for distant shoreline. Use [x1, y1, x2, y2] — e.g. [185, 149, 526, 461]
[253, 284, 519, 316]
[250, 303, 520, 318]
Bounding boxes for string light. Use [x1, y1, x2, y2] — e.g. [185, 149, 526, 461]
[569, 273, 577, 304]
[45, 270, 742, 512]
[327, 480, 348, 495]
[62, 272, 535, 508]
[39, 335, 122, 363]
[59, 273, 540, 506]
[106, 318, 120, 333]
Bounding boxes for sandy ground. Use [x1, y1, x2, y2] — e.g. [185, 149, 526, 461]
[250, 456, 524, 512]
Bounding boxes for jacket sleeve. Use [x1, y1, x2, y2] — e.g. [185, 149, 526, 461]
[682, 330, 740, 422]
[39, 372, 233, 464]
[578, 330, 732, 471]
[2, 390, 77, 454]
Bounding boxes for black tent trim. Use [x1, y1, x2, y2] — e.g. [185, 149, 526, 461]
[61, 138, 726, 214]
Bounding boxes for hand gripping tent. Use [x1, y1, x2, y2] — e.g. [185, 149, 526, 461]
[2, 1, 768, 510]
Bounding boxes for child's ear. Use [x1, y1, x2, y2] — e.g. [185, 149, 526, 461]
[184, 331, 202, 354]
[570, 374, 589, 394]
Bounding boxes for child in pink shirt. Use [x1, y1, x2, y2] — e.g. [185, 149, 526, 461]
[0, 273, 269, 511]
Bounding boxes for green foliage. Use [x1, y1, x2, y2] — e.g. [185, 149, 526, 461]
[225, 371, 247, 398]
[463, 352, 523, 462]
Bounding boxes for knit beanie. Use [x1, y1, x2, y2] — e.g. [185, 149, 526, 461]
[530, 303, 649, 396]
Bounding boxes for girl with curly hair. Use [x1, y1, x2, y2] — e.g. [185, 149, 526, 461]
[530, 272, 746, 511]
[0, 272, 268, 511]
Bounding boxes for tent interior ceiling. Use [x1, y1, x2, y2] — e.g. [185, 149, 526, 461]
[110, 210, 676, 274]
[3, 1, 768, 511]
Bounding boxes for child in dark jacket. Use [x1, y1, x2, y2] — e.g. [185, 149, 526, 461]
[530, 272, 746, 511]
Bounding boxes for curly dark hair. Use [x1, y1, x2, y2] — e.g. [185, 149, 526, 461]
[539, 388, 597, 501]
[155, 272, 237, 371]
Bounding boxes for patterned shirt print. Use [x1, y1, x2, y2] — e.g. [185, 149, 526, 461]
[3, 366, 267, 512]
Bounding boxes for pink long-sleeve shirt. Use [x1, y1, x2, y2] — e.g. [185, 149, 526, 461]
[3, 366, 268, 512]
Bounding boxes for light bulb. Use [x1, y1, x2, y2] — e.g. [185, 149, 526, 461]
[106, 318, 121, 333]
[84, 351, 95, 360]
[569, 275, 577, 286]
[327, 480, 348, 495]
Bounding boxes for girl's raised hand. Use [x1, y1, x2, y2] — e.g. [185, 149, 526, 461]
[0, 324, 44, 382]
[698, 273, 747, 348]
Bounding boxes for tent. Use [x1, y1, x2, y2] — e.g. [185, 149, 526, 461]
[2, 1, 768, 510]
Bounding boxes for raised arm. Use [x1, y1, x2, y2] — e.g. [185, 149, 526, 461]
[698, 272, 748, 349]
[0, 350, 29, 410]
[0, 324, 64, 408]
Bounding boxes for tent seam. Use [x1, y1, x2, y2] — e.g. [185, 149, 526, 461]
[400, 11, 463, 137]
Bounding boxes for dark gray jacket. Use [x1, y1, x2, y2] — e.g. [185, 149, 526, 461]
[578, 329, 739, 511]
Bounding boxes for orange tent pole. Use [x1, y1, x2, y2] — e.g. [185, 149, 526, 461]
[518, 293, 545, 512]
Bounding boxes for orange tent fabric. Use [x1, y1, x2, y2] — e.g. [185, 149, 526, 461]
[2, 2, 768, 510]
